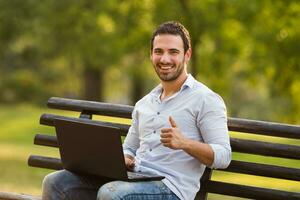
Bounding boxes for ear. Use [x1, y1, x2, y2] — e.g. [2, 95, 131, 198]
[185, 48, 192, 62]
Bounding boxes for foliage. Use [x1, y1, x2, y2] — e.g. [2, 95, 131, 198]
[0, 0, 299, 123]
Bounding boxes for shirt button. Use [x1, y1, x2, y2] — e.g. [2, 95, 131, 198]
[149, 149, 152, 152]
[157, 112, 160, 115]
[153, 130, 156, 134]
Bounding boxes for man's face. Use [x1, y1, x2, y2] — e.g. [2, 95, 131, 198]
[151, 34, 191, 82]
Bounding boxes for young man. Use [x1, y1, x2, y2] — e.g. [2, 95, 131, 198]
[42, 21, 231, 200]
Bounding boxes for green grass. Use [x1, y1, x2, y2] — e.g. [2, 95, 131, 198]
[0, 103, 299, 199]
[0, 104, 56, 195]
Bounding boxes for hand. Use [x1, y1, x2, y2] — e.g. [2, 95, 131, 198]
[124, 155, 135, 171]
[160, 116, 188, 150]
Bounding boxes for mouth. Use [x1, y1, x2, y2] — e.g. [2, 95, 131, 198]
[157, 64, 174, 71]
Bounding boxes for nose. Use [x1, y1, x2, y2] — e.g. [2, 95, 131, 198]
[160, 52, 171, 64]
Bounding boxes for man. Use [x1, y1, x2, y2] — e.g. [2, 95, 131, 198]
[42, 21, 231, 200]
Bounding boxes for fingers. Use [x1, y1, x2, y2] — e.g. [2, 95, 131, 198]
[125, 159, 135, 171]
[160, 132, 173, 138]
[161, 116, 177, 132]
[160, 132, 173, 147]
[128, 162, 134, 168]
[125, 156, 135, 170]
[160, 117, 180, 149]
[125, 154, 134, 160]
[161, 119, 176, 140]
[160, 138, 171, 148]
[128, 159, 135, 165]
[160, 137, 170, 143]
[161, 128, 172, 133]
[169, 116, 177, 128]
[125, 158, 134, 166]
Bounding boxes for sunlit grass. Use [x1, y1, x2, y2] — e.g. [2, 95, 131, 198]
[229, 131, 300, 146]
[0, 143, 57, 195]
[0, 103, 299, 199]
[232, 152, 300, 168]
[212, 171, 300, 192]
[0, 155, 54, 195]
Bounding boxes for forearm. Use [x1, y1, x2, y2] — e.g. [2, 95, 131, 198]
[181, 138, 214, 167]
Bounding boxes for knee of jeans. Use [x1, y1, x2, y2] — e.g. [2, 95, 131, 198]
[43, 172, 57, 193]
[97, 182, 123, 200]
[42, 171, 69, 199]
[42, 172, 61, 200]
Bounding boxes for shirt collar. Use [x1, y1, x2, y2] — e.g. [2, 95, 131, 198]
[151, 74, 195, 98]
[183, 74, 195, 89]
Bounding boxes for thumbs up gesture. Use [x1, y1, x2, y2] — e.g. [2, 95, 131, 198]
[160, 116, 187, 150]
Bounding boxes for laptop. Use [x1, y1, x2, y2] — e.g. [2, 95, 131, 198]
[54, 117, 165, 182]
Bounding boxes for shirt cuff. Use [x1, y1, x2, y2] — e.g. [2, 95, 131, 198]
[123, 149, 136, 158]
[209, 143, 231, 169]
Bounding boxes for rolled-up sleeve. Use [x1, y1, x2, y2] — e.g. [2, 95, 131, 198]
[123, 107, 140, 157]
[197, 93, 232, 169]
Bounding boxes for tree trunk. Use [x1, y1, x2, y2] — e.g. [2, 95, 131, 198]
[178, 0, 201, 77]
[190, 40, 199, 77]
[83, 66, 104, 101]
[131, 73, 144, 105]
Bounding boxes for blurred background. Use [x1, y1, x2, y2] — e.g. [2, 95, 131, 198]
[0, 0, 299, 199]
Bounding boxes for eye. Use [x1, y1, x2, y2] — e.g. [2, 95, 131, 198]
[153, 49, 163, 55]
[169, 49, 179, 55]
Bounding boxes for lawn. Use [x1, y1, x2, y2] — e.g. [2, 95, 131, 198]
[0, 103, 299, 199]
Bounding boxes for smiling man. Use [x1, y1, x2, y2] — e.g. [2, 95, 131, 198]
[42, 21, 231, 200]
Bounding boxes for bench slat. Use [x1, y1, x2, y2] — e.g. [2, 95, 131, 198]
[48, 97, 133, 119]
[28, 155, 62, 170]
[203, 180, 300, 200]
[228, 117, 300, 139]
[34, 134, 58, 147]
[28, 155, 300, 199]
[0, 192, 41, 200]
[33, 132, 300, 159]
[46, 97, 300, 139]
[40, 114, 129, 136]
[220, 160, 300, 181]
[230, 137, 300, 159]
[27, 155, 300, 181]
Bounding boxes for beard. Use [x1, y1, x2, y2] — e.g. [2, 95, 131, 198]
[153, 59, 185, 82]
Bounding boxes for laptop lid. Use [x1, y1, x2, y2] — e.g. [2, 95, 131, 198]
[54, 118, 128, 180]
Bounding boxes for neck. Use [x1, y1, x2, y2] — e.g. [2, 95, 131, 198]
[160, 71, 188, 100]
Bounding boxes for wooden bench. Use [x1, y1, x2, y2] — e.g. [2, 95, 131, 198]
[7, 97, 300, 200]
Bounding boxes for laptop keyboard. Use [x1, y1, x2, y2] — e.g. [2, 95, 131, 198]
[127, 171, 152, 179]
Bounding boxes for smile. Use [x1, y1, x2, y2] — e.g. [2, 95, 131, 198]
[158, 64, 174, 70]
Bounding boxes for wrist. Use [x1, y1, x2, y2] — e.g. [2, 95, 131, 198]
[181, 138, 192, 151]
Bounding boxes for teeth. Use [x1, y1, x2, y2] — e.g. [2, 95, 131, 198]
[159, 65, 172, 70]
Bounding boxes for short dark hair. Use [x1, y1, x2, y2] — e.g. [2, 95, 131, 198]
[150, 21, 191, 53]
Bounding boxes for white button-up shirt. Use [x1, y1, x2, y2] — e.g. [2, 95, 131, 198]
[123, 74, 231, 200]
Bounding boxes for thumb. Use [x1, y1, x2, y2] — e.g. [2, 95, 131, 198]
[169, 116, 177, 128]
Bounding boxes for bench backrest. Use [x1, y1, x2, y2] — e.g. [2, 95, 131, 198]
[28, 97, 300, 200]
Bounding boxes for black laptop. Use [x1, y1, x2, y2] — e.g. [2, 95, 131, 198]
[54, 118, 164, 182]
